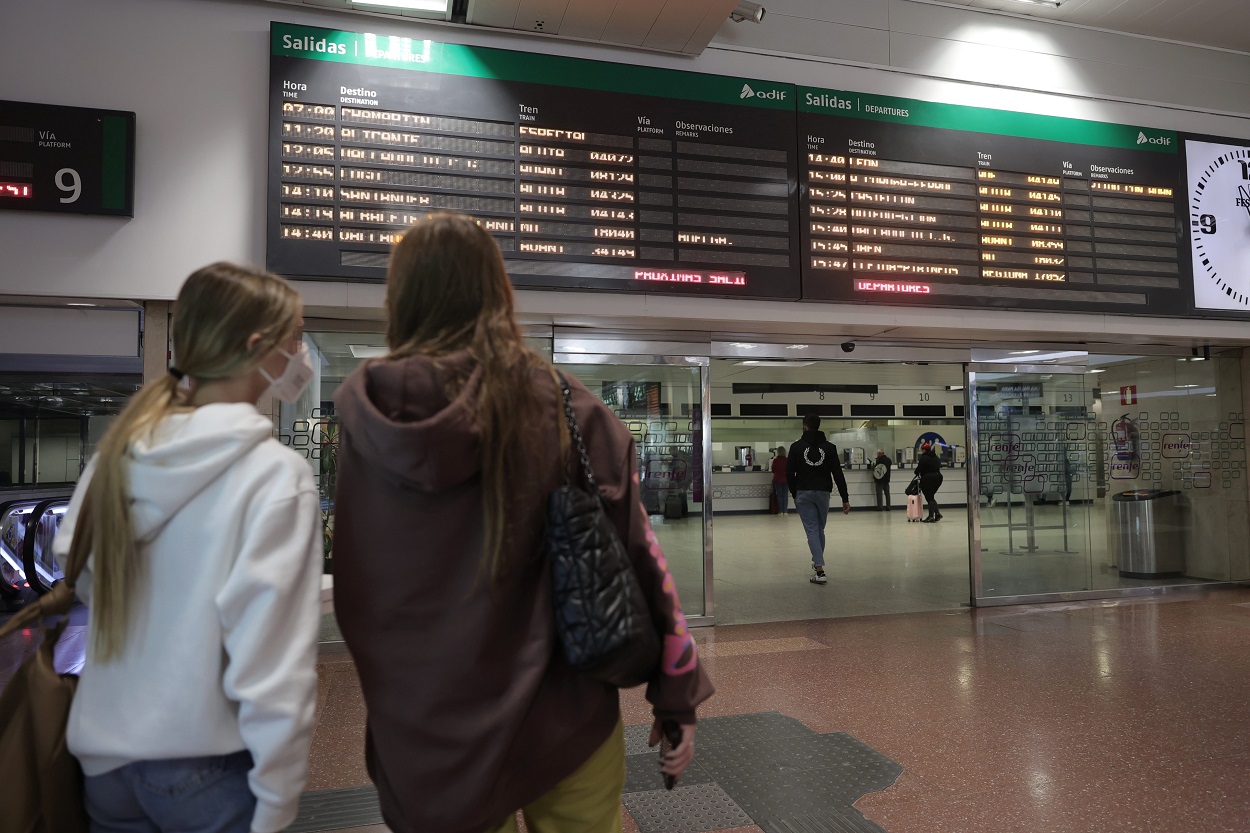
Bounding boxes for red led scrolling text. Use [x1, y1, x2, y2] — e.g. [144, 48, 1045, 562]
[854, 279, 932, 295]
[634, 269, 747, 287]
[0, 182, 33, 199]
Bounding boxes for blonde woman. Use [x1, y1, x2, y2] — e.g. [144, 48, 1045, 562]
[332, 214, 713, 833]
[55, 263, 324, 833]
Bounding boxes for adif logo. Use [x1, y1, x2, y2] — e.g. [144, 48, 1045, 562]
[1137, 131, 1173, 146]
[740, 83, 787, 101]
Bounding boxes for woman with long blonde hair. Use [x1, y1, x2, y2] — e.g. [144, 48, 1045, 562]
[332, 214, 713, 833]
[56, 263, 324, 833]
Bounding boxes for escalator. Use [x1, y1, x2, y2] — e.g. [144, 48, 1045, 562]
[0, 493, 73, 611]
[23, 498, 71, 596]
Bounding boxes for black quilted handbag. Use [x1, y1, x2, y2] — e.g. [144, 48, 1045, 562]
[547, 375, 660, 689]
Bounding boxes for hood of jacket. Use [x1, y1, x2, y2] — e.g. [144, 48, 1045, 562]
[333, 350, 482, 493]
[127, 403, 275, 543]
[801, 429, 828, 446]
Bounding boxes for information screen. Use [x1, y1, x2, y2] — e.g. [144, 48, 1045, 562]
[267, 23, 801, 299]
[798, 89, 1185, 314]
[0, 100, 135, 217]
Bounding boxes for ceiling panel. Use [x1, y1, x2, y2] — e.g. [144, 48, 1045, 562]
[954, 0, 1250, 53]
[467, 0, 740, 53]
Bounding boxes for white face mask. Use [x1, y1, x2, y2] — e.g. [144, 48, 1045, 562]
[259, 342, 315, 404]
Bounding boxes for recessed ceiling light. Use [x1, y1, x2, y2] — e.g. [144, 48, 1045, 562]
[67, 302, 96, 307]
[1006, 0, 1062, 7]
[1175, 384, 1200, 389]
[351, 0, 449, 11]
[735, 360, 816, 367]
[1010, 350, 1040, 355]
[1088, 369, 1106, 374]
[347, 344, 388, 359]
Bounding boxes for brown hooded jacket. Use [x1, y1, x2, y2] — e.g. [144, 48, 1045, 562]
[331, 352, 713, 833]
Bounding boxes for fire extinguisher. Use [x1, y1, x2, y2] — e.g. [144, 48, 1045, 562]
[1112, 413, 1139, 457]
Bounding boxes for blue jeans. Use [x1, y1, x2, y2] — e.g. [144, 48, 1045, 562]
[774, 482, 789, 514]
[84, 751, 255, 833]
[795, 490, 831, 567]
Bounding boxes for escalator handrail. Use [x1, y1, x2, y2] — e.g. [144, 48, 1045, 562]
[22, 497, 71, 596]
[0, 498, 43, 600]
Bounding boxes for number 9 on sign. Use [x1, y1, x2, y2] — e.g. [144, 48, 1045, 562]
[55, 168, 81, 204]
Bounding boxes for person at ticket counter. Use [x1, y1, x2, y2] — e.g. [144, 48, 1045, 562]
[330, 214, 713, 833]
[786, 415, 851, 585]
[916, 443, 945, 523]
[771, 446, 790, 515]
[872, 449, 893, 512]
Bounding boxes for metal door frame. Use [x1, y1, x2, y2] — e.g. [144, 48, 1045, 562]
[964, 360, 1223, 608]
[554, 345, 715, 627]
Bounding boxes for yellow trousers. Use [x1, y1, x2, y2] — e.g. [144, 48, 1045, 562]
[488, 717, 626, 833]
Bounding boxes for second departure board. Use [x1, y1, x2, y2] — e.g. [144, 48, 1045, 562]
[267, 23, 800, 299]
[798, 89, 1185, 314]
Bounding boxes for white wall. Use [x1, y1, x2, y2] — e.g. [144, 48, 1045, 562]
[3, 0, 1250, 321]
[711, 0, 1250, 116]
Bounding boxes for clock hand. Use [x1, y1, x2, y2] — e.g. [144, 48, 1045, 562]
[1239, 184, 1250, 220]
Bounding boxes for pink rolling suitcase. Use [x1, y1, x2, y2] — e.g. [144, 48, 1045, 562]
[906, 494, 924, 522]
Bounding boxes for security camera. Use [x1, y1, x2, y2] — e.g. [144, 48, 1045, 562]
[840, 342, 856, 353]
[730, 2, 766, 23]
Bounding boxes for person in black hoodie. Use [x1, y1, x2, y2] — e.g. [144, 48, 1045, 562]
[872, 449, 892, 512]
[915, 442, 944, 523]
[786, 414, 850, 585]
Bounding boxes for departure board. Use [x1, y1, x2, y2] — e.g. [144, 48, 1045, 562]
[799, 89, 1185, 314]
[267, 23, 800, 299]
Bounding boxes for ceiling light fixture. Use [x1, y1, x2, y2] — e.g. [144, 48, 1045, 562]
[1009, 350, 1041, 355]
[1006, 0, 1062, 7]
[730, 1, 766, 23]
[351, 0, 449, 11]
[67, 302, 96, 307]
[736, 360, 815, 367]
[347, 344, 389, 359]
[1088, 369, 1106, 374]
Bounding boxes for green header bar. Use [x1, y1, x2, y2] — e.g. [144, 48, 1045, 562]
[271, 22, 796, 110]
[799, 87, 1178, 153]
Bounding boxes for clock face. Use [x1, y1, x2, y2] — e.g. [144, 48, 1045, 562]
[1187, 139, 1250, 311]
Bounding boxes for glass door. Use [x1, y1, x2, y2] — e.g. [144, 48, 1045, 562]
[555, 355, 712, 622]
[968, 365, 1096, 601]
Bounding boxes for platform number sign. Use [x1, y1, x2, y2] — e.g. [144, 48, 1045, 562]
[0, 100, 135, 217]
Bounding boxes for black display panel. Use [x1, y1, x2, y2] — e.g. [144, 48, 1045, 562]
[267, 23, 801, 299]
[798, 89, 1185, 315]
[0, 100, 135, 217]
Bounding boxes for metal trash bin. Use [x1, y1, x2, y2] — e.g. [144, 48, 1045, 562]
[1112, 489, 1186, 579]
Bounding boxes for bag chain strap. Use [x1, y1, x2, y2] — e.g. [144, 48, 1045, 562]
[558, 374, 598, 496]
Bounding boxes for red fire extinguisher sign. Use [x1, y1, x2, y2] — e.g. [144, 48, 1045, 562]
[1120, 385, 1137, 406]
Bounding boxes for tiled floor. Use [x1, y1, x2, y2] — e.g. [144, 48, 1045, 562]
[651, 506, 1210, 626]
[305, 586, 1250, 833]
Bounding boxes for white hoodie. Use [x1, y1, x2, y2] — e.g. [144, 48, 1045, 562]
[56, 403, 323, 833]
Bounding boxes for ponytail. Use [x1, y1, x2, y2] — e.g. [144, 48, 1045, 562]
[76, 374, 184, 661]
[76, 262, 301, 663]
